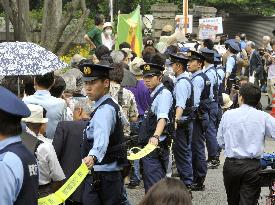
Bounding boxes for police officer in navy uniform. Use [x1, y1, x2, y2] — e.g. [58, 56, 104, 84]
[200, 48, 220, 169]
[169, 53, 194, 189]
[0, 86, 39, 205]
[139, 59, 173, 193]
[80, 63, 128, 205]
[187, 50, 211, 191]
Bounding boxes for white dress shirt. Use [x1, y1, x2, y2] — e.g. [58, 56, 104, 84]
[217, 104, 275, 159]
[26, 128, 65, 185]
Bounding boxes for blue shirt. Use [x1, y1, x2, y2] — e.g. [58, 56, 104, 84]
[23, 90, 67, 139]
[150, 83, 173, 141]
[240, 40, 246, 50]
[204, 64, 218, 101]
[86, 94, 121, 172]
[0, 136, 24, 205]
[225, 55, 236, 75]
[173, 72, 192, 120]
[191, 70, 205, 107]
[217, 104, 275, 159]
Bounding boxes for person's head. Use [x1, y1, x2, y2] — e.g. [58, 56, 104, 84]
[272, 29, 275, 37]
[94, 14, 105, 27]
[110, 50, 125, 64]
[240, 33, 246, 41]
[200, 48, 214, 64]
[22, 104, 48, 136]
[1, 76, 25, 98]
[34, 72, 55, 90]
[121, 48, 133, 65]
[0, 86, 31, 139]
[262, 36, 271, 45]
[203, 39, 214, 50]
[141, 63, 164, 91]
[235, 33, 241, 42]
[239, 76, 249, 87]
[129, 57, 145, 76]
[187, 50, 205, 73]
[109, 63, 124, 83]
[119, 42, 131, 50]
[245, 41, 256, 54]
[80, 63, 111, 101]
[49, 76, 66, 98]
[214, 35, 221, 44]
[139, 178, 192, 205]
[170, 53, 188, 76]
[103, 22, 113, 35]
[95, 45, 110, 61]
[142, 46, 157, 63]
[143, 36, 155, 48]
[239, 83, 261, 107]
[161, 25, 173, 36]
[73, 99, 92, 121]
[22, 75, 35, 96]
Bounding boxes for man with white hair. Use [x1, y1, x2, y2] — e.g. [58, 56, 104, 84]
[246, 41, 264, 87]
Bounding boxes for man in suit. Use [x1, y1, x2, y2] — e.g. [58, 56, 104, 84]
[53, 99, 92, 205]
[246, 41, 264, 87]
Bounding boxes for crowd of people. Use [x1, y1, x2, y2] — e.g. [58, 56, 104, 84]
[1, 13, 275, 205]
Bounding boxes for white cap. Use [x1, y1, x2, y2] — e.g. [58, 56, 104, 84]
[22, 104, 48, 124]
[103, 22, 113, 29]
[222, 93, 233, 109]
[129, 57, 145, 76]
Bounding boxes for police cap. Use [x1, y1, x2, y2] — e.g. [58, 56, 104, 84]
[186, 50, 205, 61]
[79, 63, 113, 82]
[200, 48, 215, 61]
[140, 63, 165, 77]
[214, 52, 222, 63]
[169, 53, 189, 66]
[0, 86, 31, 117]
[228, 41, 241, 53]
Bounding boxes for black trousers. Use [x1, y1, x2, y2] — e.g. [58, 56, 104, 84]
[223, 158, 261, 205]
[82, 171, 123, 205]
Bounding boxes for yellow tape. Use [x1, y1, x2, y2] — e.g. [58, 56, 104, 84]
[38, 163, 89, 205]
[127, 144, 157, 160]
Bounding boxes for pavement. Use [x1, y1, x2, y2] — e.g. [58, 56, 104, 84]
[126, 94, 275, 205]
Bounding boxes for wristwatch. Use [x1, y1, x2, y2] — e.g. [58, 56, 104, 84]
[153, 135, 160, 141]
[91, 155, 97, 163]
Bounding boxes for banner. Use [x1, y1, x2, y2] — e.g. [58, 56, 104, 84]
[115, 6, 143, 57]
[127, 144, 157, 160]
[38, 163, 89, 205]
[175, 15, 193, 34]
[199, 17, 223, 40]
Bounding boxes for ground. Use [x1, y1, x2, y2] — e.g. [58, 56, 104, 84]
[126, 94, 275, 205]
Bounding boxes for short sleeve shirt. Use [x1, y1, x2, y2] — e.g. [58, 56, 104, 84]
[87, 27, 103, 48]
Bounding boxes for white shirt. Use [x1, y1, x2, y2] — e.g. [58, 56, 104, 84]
[26, 128, 65, 185]
[217, 104, 275, 159]
[101, 33, 114, 50]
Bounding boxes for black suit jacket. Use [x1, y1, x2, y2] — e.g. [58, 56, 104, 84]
[249, 50, 264, 79]
[52, 120, 88, 203]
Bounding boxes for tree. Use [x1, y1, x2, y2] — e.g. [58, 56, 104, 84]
[0, 0, 90, 56]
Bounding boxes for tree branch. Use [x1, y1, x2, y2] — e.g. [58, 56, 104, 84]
[57, 9, 90, 56]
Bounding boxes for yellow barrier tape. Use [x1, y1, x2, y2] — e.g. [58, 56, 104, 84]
[38, 163, 89, 205]
[127, 144, 157, 160]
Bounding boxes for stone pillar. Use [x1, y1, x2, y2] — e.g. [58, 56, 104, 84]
[150, 3, 178, 39]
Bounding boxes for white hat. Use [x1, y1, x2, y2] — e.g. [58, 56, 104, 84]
[129, 57, 145, 76]
[222, 93, 233, 109]
[103, 22, 113, 29]
[22, 104, 48, 124]
[121, 48, 133, 59]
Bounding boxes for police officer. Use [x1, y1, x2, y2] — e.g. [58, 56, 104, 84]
[0, 86, 39, 205]
[80, 63, 127, 205]
[139, 60, 173, 193]
[170, 53, 194, 188]
[200, 48, 220, 168]
[187, 50, 211, 191]
[225, 40, 240, 94]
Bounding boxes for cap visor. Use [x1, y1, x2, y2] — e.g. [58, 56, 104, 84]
[143, 72, 157, 77]
[82, 77, 100, 82]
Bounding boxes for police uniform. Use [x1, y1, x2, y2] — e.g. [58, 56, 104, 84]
[138, 63, 173, 193]
[187, 51, 211, 190]
[80, 63, 127, 205]
[0, 86, 38, 205]
[225, 41, 240, 94]
[170, 53, 194, 187]
[200, 48, 220, 167]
